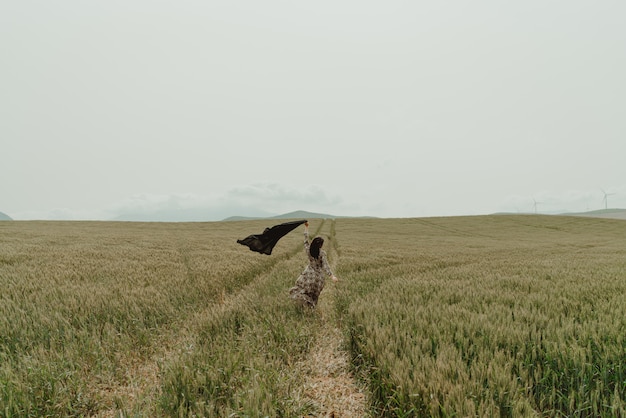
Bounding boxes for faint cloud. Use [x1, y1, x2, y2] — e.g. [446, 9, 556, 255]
[11, 208, 107, 221]
[226, 183, 342, 211]
[107, 193, 258, 221]
[105, 184, 344, 221]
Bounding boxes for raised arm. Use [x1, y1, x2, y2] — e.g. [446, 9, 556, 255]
[304, 222, 310, 252]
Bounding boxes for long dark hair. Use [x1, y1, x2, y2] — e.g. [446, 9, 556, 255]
[310, 237, 324, 259]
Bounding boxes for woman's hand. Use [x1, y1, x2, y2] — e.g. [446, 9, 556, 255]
[331, 275, 339, 283]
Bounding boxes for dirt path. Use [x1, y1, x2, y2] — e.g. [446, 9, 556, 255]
[295, 234, 369, 418]
[297, 283, 368, 417]
[296, 289, 369, 417]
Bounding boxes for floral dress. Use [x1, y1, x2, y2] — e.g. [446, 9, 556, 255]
[289, 229, 334, 307]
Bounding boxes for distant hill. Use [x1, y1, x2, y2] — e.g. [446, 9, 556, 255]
[563, 208, 626, 220]
[0, 211, 13, 221]
[222, 210, 373, 222]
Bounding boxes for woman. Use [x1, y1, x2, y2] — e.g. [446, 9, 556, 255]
[289, 222, 338, 308]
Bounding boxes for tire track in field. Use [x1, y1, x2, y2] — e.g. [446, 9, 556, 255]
[296, 287, 369, 417]
[93, 228, 308, 417]
[296, 219, 369, 417]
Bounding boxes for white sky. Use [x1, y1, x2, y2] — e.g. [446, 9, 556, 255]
[2, 1, 625, 220]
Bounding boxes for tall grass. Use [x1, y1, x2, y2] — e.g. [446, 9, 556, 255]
[1, 216, 625, 416]
[0, 220, 309, 416]
[334, 216, 626, 416]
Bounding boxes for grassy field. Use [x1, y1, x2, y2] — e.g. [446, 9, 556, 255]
[0, 215, 625, 416]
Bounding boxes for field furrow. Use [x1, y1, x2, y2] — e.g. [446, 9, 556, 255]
[296, 287, 369, 417]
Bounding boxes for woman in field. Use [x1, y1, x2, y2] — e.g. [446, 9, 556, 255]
[289, 222, 338, 308]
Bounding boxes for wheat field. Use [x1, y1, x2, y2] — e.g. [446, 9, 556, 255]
[1, 215, 625, 417]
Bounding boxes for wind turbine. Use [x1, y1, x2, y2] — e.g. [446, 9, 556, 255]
[532, 197, 542, 214]
[601, 188, 615, 210]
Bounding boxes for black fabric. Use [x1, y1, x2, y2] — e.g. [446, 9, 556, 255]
[237, 220, 307, 255]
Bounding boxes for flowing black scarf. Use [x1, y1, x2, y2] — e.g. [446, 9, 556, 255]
[237, 220, 307, 255]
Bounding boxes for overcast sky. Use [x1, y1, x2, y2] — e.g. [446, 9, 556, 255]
[2, 1, 625, 220]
